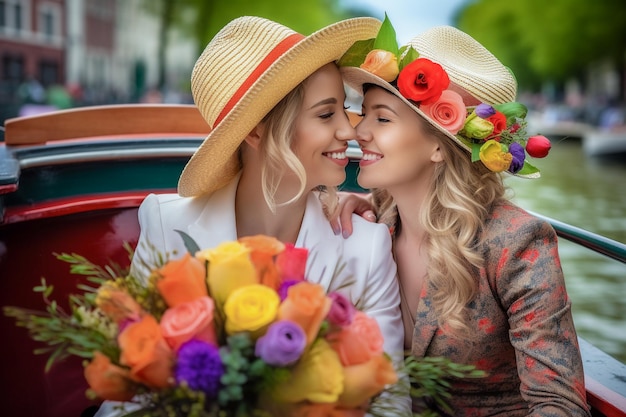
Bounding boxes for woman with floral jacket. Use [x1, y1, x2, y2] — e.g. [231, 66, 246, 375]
[335, 21, 591, 416]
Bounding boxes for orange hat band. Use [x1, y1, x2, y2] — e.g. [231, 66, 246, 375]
[214, 33, 305, 127]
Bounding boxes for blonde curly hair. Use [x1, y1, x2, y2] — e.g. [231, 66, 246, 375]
[374, 120, 506, 336]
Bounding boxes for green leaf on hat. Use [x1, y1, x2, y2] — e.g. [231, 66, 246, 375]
[337, 38, 375, 67]
[470, 141, 482, 162]
[373, 13, 399, 56]
[399, 45, 419, 71]
[517, 160, 540, 176]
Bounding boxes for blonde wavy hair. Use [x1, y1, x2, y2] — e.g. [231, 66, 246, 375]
[374, 119, 506, 336]
[251, 80, 338, 215]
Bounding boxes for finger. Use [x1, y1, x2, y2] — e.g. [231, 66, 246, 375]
[362, 210, 376, 222]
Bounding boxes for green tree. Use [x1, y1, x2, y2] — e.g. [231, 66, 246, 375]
[142, 0, 359, 90]
[456, 0, 626, 96]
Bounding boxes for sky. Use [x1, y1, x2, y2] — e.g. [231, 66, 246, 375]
[341, 0, 469, 44]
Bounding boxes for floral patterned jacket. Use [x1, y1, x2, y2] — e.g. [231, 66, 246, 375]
[408, 201, 591, 416]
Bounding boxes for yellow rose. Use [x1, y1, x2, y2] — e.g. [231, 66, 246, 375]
[223, 284, 279, 337]
[337, 354, 398, 408]
[268, 339, 344, 404]
[360, 49, 399, 82]
[479, 139, 512, 172]
[196, 241, 257, 309]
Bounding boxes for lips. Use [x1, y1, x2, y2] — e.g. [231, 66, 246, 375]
[361, 151, 382, 161]
[323, 151, 347, 160]
[360, 150, 383, 166]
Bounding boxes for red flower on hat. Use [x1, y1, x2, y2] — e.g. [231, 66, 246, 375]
[485, 111, 507, 141]
[397, 58, 450, 105]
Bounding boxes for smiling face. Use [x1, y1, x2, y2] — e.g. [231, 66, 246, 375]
[291, 63, 356, 189]
[355, 86, 442, 193]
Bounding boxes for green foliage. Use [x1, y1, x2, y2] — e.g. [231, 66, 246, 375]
[373, 13, 399, 56]
[456, 0, 626, 90]
[405, 355, 486, 416]
[175, 229, 202, 256]
[216, 333, 288, 416]
[337, 38, 376, 67]
[3, 275, 119, 371]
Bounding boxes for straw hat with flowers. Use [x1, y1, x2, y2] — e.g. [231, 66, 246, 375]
[178, 16, 382, 197]
[339, 16, 551, 178]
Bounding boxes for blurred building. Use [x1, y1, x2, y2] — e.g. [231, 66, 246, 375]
[1, 0, 196, 121]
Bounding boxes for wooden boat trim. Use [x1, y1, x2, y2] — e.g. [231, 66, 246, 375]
[3, 104, 211, 145]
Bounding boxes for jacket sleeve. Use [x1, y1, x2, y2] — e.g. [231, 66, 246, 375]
[129, 193, 167, 282]
[490, 215, 591, 417]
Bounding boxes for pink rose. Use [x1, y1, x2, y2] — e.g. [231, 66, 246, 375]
[327, 311, 384, 366]
[326, 292, 355, 328]
[420, 89, 467, 134]
[160, 296, 217, 351]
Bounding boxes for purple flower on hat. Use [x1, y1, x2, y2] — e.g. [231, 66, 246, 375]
[475, 103, 496, 119]
[326, 292, 356, 327]
[255, 320, 306, 366]
[175, 339, 224, 397]
[508, 142, 525, 173]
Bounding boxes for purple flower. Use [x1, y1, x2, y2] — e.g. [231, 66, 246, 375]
[255, 320, 306, 366]
[175, 339, 224, 397]
[508, 142, 525, 173]
[475, 103, 496, 118]
[326, 292, 355, 327]
[277, 279, 300, 301]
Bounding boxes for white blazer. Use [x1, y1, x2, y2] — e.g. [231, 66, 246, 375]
[131, 174, 403, 359]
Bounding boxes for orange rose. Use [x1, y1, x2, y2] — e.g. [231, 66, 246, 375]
[118, 315, 174, 388]
[360, 49, 399, 82]
[239, 235, 285, 290]
[278, 282, 331, 345]
[327, 311, 384, 366]
[156, 253, 207, 307]
[95, 283, 143, 324]
[160, 296, 217, 351]
[84, 351, 136, 401]
[337, 354, 398, 408]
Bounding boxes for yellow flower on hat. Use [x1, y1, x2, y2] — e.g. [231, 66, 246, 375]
[360, 49, 399, 82]
[479, 140, 512, 172]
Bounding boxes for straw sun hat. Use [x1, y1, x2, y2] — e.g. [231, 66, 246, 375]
[340, 25, 541, 178]
[341, 25, 517, 154]
[178, 16, 382, 197]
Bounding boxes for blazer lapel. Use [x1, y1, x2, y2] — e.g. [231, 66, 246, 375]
[186, 173, 240, 248]
[295, 193, 344, 292]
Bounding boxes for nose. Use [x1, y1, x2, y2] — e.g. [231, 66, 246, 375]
[355, 118, 371, 144]
[336, 112, 357, 142]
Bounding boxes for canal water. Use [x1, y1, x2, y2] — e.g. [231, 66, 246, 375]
[505, 139, 626, 363]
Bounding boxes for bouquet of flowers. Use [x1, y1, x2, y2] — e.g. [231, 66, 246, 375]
[4, 233, 485, 417]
